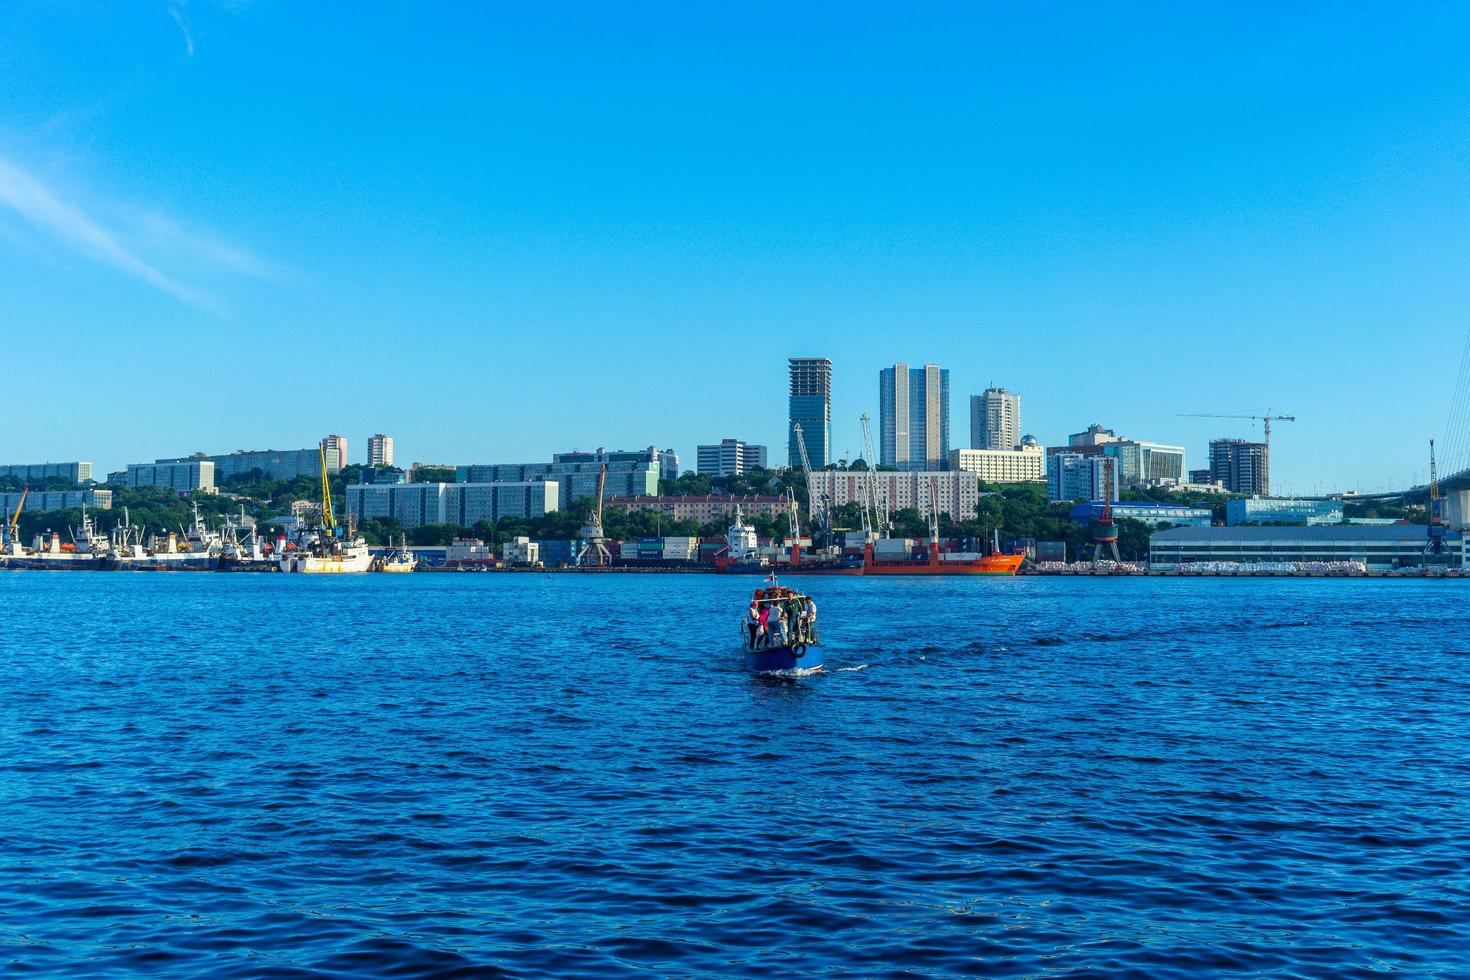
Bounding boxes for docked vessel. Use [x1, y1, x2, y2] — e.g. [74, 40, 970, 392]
[372, 535, 418, 573]
[714, 503, 864, 576]
[219, 508, 277, 572]
[117, 503, 223, 571]
[740, 583, 822, 673]
[863, 527, 1024, 576]
[279, 445, 372, 573]
[20, 506, 109, 570]
[0, 490, 32, 569]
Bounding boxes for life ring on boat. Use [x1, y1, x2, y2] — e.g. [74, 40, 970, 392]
[791, 644, 806, 659]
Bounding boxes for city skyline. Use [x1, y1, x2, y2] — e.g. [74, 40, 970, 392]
[4, 5, 1470, 493]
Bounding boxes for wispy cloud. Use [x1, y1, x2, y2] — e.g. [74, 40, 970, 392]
[168, 3, 195, 58]
[0, 153, 274, 313]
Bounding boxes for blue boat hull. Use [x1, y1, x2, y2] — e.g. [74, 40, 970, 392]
[743, 644, 821, 673]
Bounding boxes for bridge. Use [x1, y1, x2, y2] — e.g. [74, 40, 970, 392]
[1346, 331, 1470, 503]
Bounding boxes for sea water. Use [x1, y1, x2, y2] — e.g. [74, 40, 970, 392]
[1, 572, 1467, 976]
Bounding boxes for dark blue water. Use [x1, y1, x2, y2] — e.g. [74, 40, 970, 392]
[2, 573, 1468, 977]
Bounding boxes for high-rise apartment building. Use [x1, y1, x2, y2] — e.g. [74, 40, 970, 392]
[879, 363, 950, 471]
[697, 439, 769, 477]
[970, 388, 1021, 451]
[788, 358, 832, 469]
[367, 434, 395, 468]
[1210, 439, 1270, 495]
[321, 435, 347, 474]
[1047, 453, 1119, 503]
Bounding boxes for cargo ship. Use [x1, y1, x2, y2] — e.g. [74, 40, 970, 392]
[863, 528, 1025, 576]
[116, 503, 223, 571]
[713, 508, 864, 575]
[18, 507, 109, 570]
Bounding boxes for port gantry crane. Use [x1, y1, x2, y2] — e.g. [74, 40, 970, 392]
[318, 443, 337, 531]
[859, 412, 889, 540]
[1426, 439, 1449, 561]
[576, 462, 611, 566]
[1091, 455, 1121, 563]
[1178, 411, 1297, 447]
[4, 487, 27, 547]
[792, 422, 830, 552]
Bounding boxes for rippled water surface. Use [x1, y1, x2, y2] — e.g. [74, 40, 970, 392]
[3, 572, 1469, 977]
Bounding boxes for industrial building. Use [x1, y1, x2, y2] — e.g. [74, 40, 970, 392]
[0, 462, 94, 485]
[696, 439, 768, 477]
[970, 388, 1021, 451]
[607, 494, 787, 523]
[1211, 439, 1270, 495]
[788, 357, 832, 468]
[1069, 501, 1212, 527]
[814, 470, 981, 521]
[0, 489, 112, 513]
[347, 481, 559, 530]
[1047, 453, 1119, 503]
[1225, 498, 1344, 526]
[367, 434, 395, 468]
[879, 362, 950, 471]
[947, 439, 1046, 483]
[122, 460, 216, 493]
[1149, 525, 1457, 570]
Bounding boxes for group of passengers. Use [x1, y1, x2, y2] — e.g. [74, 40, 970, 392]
[744, 587, 818, 651]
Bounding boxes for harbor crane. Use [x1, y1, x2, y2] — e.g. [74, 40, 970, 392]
[4, 487, 27, 546]
[1091, 456, 1121, 563]
[1426, 439, 1449, 561]
[792, 422, 829, 549]
[1178, 411, 1296, 446]
[576, 462, 611, 566]
[860, 412, 889, 539]
[318, 443, 337, 531]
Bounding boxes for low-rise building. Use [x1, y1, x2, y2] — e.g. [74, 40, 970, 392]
[501, 536, 539, 564]
[0, 462, 94, 485]
[347, 481, 559, 530]
[1149, 525, 1456, 570]
[608, 494, 787, 523]
[948, 438, 1046, 483]
[814, 470, 981, 521]
[1225, 498, 1344, 526]
[0, 489, 112, 513]
[1069, 501, 1212, 527]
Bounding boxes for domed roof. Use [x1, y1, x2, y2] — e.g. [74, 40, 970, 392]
[1020, 434, 1040, 446]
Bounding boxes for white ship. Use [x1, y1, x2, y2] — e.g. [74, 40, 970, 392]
[279, 445, 372, 573]
[372, 535, 418, 573]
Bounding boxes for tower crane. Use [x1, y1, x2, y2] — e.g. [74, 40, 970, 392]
[576, 463, 611, 566]
[318, 443, 336, 531]
[1178, 411, 1296, 447]
[792, 422, 829, 550]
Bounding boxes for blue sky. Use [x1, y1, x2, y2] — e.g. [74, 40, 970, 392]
[3, 2, 1469, 493]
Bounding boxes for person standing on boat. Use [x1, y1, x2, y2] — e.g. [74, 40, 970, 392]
[757, 602, 772, 649]
[804, 595, 818, 644]
[746, 602, 761, 650]
[769, 603, 788, 649]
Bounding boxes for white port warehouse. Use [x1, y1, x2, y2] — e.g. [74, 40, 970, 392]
[1149, 525, 1465, 571]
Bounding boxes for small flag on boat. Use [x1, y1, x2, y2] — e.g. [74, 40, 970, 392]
[764, 573, 777, 583]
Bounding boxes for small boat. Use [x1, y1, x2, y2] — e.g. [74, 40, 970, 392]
[373, 535, 418, 573]
[741, 583, 822, 674]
